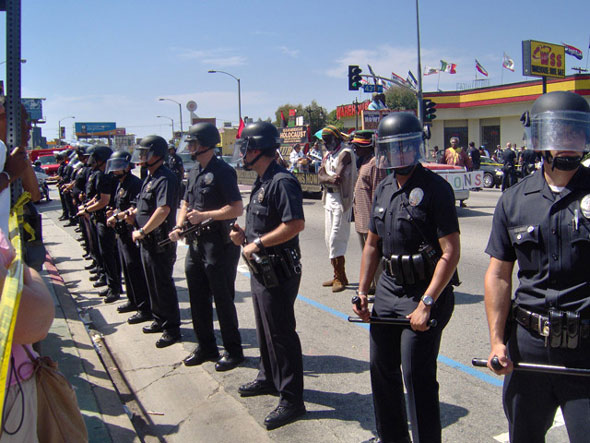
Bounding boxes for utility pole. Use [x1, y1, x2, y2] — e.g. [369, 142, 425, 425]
[415, 0, 424, 125]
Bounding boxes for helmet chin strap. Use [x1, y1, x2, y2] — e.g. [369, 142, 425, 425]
[242, 151, 265, 170]
[393, 164, 416, 176]
[544, 152, 582, 171]
[192, 146, 215, 157]
[145, 156, 162, 168]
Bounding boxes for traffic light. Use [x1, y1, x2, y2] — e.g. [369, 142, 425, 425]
[60, 126, 65, 138]
[348, 65, 363, 91]
[422, 99, 437, 122]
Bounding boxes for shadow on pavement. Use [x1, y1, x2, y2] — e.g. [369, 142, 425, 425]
[454, 291, 483, 305]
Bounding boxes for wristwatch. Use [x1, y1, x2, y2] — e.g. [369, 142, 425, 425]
[254, 237, 264, 251]
[421, 295, 434, 307]
[138, 228, 145, 236]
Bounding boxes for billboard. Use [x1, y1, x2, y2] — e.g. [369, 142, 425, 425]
[75, 122, 117, 137]
[22, 98, 43, 121]
[522, 40, 565, 79]
[279, 125, 308, 145]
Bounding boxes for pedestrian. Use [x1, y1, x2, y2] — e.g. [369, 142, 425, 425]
[351, 130, 386, 295]
[501, 142, 517, 191]
[80, 145, 122, 302]
[230, 121, 306, 430]
[168, 122, 244, 371]
[354, 112, 460, 443]
[520, 146, 538, 176]
[318, 125, 357, 292]
[166, 144, 185, 197]
[443, 136, 472, 169]
[467, 141, 481, 171]
[484, 91, 590, 442]
[128, 135, 181, 348]
[105, 151, 152, 323]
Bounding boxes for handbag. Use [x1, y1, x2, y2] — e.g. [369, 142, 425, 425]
[23, 346, 88, 443]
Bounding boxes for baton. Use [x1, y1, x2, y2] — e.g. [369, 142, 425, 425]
[472, 357, 590, 377]
[348, 316, 438, 328]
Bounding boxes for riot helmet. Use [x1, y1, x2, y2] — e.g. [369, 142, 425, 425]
[88, 144, 113, 169]
[234, 122, 281, 169]
[185, 122, 221, 157]
[375, 112, 425, 172]
[523, 91, 590, 170]
[76, 145, 89, 161]
[131, 135, 168, 167]
[106, 150, 134, 176]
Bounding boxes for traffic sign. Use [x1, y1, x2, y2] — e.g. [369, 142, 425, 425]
[186, 100, 197, 112]
[362, 84, 383, 93]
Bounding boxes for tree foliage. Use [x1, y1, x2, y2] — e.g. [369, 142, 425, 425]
[274, 101, 328, 136]
[385, 87, 418, 111]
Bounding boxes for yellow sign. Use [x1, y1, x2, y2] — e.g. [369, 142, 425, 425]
[522, 40, 566, 78]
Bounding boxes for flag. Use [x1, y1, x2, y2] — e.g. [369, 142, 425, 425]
[407, 70, 418, 88]
[563, 43, 583, 60]
[368, 64, 377, 84]
[390, 71, 406, 84]
[424, 66, 440, 76]
[440, 60, 457, 74]
[280, 110, 287, 128]
[502, 53, 515, 71]
[236, 118, 245, 138]
[475, 59, 488, 76]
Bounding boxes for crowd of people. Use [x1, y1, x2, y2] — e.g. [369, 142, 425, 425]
[47, 90, 590, 442]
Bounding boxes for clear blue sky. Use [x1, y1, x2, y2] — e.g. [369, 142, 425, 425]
[1, 0, 589, 141]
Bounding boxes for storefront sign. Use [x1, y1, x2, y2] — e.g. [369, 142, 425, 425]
[522, 40, 565, 79]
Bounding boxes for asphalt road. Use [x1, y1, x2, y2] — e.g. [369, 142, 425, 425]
[39, 184, 570, 442]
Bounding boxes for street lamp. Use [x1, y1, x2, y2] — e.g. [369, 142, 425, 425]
[208, 70, 241, 124]
[156, 115, 175, 140]
[58, 116, 75, 147]
[158, 98, 183, 135]
[0, 59, 26, 65]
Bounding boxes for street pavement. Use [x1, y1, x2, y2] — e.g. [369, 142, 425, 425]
[35, 185, 570, 442]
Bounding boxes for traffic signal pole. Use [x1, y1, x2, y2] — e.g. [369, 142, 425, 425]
[415, 0, 424, 125]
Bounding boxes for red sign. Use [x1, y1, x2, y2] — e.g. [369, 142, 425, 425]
[336, 101, 371, 120]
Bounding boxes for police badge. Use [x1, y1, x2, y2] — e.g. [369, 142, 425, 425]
[580, 194, 590, 219]
[204, 172, 214, 185]
[408, 188, 424, 207]
[258, 187, 265, 203]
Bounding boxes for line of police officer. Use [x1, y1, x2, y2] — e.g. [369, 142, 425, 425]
[54, 90, 590, 439]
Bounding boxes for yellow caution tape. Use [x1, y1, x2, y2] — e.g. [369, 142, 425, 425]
[0, 192, 30, 419]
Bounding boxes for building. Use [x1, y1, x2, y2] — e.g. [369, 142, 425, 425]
[424, 74, 590, 152]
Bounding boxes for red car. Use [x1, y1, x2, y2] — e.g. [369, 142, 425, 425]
[36, 154, 60, 177]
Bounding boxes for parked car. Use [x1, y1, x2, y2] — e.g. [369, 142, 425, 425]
[480, 156, 503, 188]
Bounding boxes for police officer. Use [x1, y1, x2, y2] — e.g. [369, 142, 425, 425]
[354, 112, 460, 443]
[484, 91, 590, 442]
[128, 135, 181, 348]
[80, 145, 122, 302]
[166, 144, 185, 195]
[501, 142, 517, 191]
[56, 151, 71, 220]
[167, 123, 244, 369]
[230, 122, 306, 430]
[106, 151, 151, 321]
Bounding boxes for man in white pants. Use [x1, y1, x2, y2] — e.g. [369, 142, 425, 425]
[318, 125, 357, 292]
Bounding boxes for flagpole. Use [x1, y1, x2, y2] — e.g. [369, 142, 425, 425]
[501, 59, 504, 85]
[437, 70, 441, 91]
[586, 35, 590, 70]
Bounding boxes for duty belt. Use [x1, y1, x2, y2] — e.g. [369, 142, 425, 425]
[514, 305, 590, 348]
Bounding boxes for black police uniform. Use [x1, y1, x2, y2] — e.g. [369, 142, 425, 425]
[369, 164, 457, 443]
[57, 162, 69, 218]
[113, 173, 148, 312]
[486, 166, 590, 442]
[168, 151, 185, 202]
[84, 169, 104, 276]
[502, 148, 517, 191]
[245, 161, 304, 409]
[184, 156, 242, 357]
[93, 169, 122, 295]
[135, 164, 180, 336]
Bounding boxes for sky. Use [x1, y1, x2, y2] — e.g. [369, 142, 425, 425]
[1, 0, 589, 142]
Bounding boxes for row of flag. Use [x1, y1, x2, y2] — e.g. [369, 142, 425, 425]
[423, 41, 586, 78]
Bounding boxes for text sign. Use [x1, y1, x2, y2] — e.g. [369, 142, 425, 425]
[75, 122, 116, 136]
[437, 170, 483, 190]
[522, 40, 565, 79]
[279, 125, 308, 145]
[21, 98, 43, 121]
[362, 84, 384, 93]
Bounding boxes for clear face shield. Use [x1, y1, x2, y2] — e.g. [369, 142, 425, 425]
[105, 157, 130, 175]
[130, 146, 149, 165]
[375, 132, 425, 169]
[528, 110, 590, 152]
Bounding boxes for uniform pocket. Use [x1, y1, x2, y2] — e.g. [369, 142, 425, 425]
[508, 224, 540, 272]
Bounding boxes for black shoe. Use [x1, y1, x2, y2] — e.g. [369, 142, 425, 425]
[104, 292, 121, 303]
[65, 220, 77, 227]
[117, 302, 137, 313]
[89, 273, 101, 281]
[156, 332, 181, 348]
[83, 254, 93, 260]
[142, 321, 163, 334]
[183, 348, 220, 367]
[74, 227, 82, 233]
[264, 404, 306, 430]
[98, 288, 109, 297]
[89, 268, 100, 275]
[93, 279, 107, 288]
[128, 312, 152, 324]
[58, 215, 68, 221]
[85, 263, 96, 270]
[215, 352, 244, 372]
[238, 380, 277, 397]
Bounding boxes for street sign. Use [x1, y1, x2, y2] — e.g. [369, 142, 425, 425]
[362, 84, 383, 93]
[186, 100, 197, 112]
[522, 40, 565, 79]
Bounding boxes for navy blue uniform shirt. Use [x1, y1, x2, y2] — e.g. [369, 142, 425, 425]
[486, 166, 590, 315]
[114, 173, 143, 212]
[245, 161, 304, 250]
[135, 164, 178, 229]
[369, 163, 459, 299]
